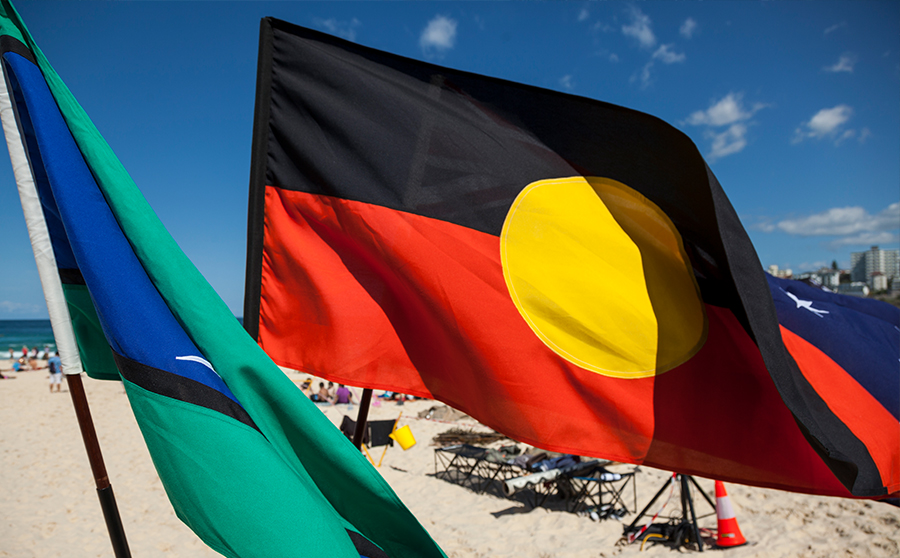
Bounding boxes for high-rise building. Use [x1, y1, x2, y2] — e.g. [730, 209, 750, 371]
[850, 245, 900, 289]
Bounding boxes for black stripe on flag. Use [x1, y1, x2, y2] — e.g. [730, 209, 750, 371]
[113, 351, 259, 433]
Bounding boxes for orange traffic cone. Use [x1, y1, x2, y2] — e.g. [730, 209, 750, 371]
[715, 481, 747, 548]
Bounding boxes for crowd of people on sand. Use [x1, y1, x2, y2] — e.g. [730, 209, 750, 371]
[301, 376, 419, 406]
[306, 380, 356, 405]
[1, 345, 63, 391]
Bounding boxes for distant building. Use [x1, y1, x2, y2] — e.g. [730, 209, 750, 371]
[819, 270, 841, 289]
[767, 264, 792, 279]
[796, 268, 841, 290]
[850, 246, 899, 291]
[870, 272, 889, 292]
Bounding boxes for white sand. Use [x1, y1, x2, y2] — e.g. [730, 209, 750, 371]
[1, 364, 897, 557]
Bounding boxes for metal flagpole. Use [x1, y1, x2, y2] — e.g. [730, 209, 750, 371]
[65, 372, 132, 558]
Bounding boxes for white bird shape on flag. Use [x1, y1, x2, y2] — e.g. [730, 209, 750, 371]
[785, 291, 830, 317]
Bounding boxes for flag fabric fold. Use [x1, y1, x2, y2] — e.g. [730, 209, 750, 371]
[0, 3, 445, 557]
[244, 18, 898, 498]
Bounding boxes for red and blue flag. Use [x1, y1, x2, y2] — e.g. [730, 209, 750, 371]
[770, 275, 899, 496]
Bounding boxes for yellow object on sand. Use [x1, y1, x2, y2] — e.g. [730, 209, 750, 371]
[389, 425, 416, 450]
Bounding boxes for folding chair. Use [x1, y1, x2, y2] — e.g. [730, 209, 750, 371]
[564, 465, 639, 518]
[433, 444, 519, 493]
[503, 459, 601, 509]
[340, 415, 368, 445]
[361, 413, 402, 467]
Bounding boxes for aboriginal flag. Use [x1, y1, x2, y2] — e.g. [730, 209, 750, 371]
[244, 18, 899, 498]
[0, 3, 445, 557]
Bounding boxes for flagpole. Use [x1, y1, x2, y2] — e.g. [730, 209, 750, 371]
[65, 373, 132, 558]
[352, 388, 374, 449]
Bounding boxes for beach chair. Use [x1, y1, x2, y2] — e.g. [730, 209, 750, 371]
[341, 414, 400, 467]
[434, 444, 497, 492]
[561, 464, 639, 518]
[361, 418, 399, 467]
[503, 458, 602, 509]
[433, 444, 523, 494]
[339, 415, 368, 445]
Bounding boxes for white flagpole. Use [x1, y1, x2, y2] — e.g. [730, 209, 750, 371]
[0, 62, 83, 375]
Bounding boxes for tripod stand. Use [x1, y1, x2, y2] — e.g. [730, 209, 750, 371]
[623, 473, 717, 552]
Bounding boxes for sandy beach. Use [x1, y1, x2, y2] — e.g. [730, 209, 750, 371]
[1, 363, 897, 557]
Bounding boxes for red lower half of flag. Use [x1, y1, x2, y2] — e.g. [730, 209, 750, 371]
[256, 187, 851, 496]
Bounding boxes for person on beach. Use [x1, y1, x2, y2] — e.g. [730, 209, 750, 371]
[29, 346, 40, 370]
[310, 382, 332, 403]
[47, 351, 62, 393]
[334, 384, 353, 405]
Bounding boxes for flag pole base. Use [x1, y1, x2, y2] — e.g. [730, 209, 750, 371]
[66, 373, 132, 557]
[623, 474, 716, 552]
[96, 485, 132, 558]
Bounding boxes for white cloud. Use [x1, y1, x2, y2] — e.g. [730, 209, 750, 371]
[578, 7, 590, 22]
[835, 129, 856, 145]
[759, 203, 899, 254]
[315, 18, 361, 42]
[630, 46, 685, 90]
[684, 92, 763, 127]
[824, 53, 856, 73]
[707, 124, 748, 161]
[631, 61, 654, 89]
[559, 74, 575, 90]
[622, 7, 656, 49]
[608, 52, 620, 63]
[807, 105, 851, 134]
[775, 203, 899, 237]
[792, 105, 853, 143]
[828, 231, 900, 249]
[680, 17, 698, 39]
[751, 220, 777, 233]
[420, 15, 457, 54]
[824, 22, 846, 35]
[834, 127, 873, 145]
[652, 44, 685, 64]
[684, 93, 766, 161]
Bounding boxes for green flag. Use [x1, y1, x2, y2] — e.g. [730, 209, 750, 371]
[0, 2, 445, 556]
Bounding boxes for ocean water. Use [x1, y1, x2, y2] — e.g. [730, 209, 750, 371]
[0, 319, 56, 354]
[0, 318, 245, 356]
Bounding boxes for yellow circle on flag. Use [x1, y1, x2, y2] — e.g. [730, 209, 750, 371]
[500, 176, 707, 378]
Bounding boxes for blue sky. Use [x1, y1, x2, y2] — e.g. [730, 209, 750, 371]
[1, 1, 897, 319]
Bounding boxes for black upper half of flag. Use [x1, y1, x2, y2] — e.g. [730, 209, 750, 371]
[251, 18, 747, 302]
